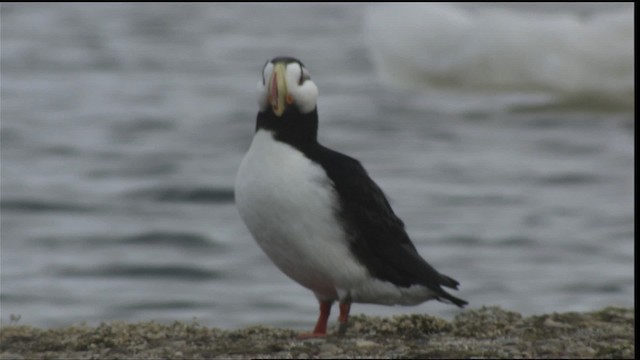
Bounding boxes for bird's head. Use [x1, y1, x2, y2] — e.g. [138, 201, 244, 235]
[257, 57, 318, 117]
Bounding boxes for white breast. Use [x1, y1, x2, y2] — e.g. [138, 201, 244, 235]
[235, 130, 368, 300]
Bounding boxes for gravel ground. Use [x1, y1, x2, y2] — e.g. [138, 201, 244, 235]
[0, 306, 634, 359]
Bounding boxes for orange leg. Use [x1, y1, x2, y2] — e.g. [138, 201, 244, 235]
[313, 300, 333, 335]
[299, 300, 333, 338]
[337, 301, 351, 336]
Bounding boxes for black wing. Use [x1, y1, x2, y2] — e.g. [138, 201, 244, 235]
[309, 144, 467, 307]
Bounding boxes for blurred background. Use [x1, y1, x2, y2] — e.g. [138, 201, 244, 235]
[0, 3, 634, 329]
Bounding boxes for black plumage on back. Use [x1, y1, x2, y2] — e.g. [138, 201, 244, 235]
[309, 145, 468, 308]
[259, 107, 467, 308]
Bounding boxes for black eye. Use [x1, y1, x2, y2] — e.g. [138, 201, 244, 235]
[262, 60, 270, 85]
[299, 67, 310, 85]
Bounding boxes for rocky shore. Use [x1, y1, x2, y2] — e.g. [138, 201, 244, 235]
[0, 306, 634, 359]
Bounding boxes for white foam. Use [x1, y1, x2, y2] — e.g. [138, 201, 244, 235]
[364, 3, 633, 112]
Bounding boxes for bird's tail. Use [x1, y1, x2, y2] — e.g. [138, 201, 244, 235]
[439, 291, 468, 308]
[439, 273, 460, 289]
[438, 273, 468, 308]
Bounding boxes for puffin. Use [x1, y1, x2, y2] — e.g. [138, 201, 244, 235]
[235, 56, 467, 336]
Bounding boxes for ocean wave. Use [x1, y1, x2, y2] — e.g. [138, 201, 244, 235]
[364, 3, 633, 112]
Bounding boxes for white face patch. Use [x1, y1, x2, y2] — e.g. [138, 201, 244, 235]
[257, 60, 319, 114]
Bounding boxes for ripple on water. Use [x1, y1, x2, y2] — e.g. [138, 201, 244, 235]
[55, 263, 222, 281]
[0, 199, 100, 213]
[438, 235, 538, 248]
[126, 186, 235, 204]
[535, 172, 602, 186]
[562, 282, 626, 295]
[31, 231, 222, 251]
[116, 300, 210, 311]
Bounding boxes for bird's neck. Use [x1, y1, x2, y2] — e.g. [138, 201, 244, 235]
[256, 109, 319, 151]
